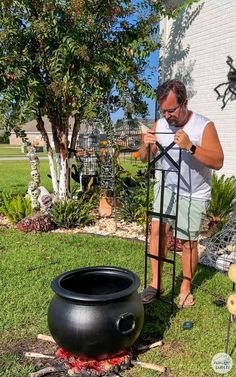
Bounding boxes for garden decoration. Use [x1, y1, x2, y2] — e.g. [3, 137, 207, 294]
[98, 118, 117, 217]
[27, 145, 40, 212]
[71, 130, 100, 192]
[214, 56, 236, 109]
[144, 134, 182, 311]
[48, 267, 144, 358]
[225, 264, 236, 353]
[199, 212, 236, 272]
[99, 142, 116, 217]
[115, 118, 142, 151]
[25, 335, 165, 377]
[17, 146, 55, 233]
[24, 268, 166, 376]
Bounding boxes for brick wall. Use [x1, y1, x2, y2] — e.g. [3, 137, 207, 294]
[159, 0, 236, 177]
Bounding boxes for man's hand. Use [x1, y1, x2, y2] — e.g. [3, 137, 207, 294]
[174, 129, 192, 150]
[143, 130, 157, 146]
[139, 130, 157, 162]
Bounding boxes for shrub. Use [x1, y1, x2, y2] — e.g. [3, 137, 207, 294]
[0, 192, 32, 223]
[207, 172, 236, 231]
[52, 195, 95, 228]
[117, 172, 153, 224]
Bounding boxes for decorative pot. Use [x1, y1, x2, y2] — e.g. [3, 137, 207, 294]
[48, 266, 144, 359]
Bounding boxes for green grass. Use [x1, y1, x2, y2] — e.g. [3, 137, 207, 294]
[0, 144, 26, 157]
[0, 228, 235, 377]
[0, 144, 47, 157]
[0, 145, 146, 196]
[0, 160, 53, 194]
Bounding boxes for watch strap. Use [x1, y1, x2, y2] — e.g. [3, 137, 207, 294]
[189, 144, 196, 155]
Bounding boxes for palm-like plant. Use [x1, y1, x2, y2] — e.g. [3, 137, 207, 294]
[207, 172, 236, 230]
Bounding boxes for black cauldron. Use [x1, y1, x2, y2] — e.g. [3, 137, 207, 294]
[48, 266, 144, 359]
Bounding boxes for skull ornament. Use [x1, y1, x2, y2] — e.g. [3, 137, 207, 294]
[228, 264, 236, 283]
[227, 293, 236, 316]
[31, 170, 40, 183]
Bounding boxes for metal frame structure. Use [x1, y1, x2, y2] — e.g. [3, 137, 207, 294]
[144, 134, 182, 311]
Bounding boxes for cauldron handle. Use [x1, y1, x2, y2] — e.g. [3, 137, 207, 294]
[116, 313, 135, 334]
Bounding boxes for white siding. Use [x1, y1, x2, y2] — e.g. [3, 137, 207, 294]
[159, 0, 236, 177]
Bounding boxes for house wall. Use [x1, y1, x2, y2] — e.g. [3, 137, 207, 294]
[159, 0, 236, 177]
[9, 133, 45, 146]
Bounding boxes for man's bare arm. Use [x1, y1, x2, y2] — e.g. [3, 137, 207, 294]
[138, 124, 158, 162]
[175, 122, 224, 170]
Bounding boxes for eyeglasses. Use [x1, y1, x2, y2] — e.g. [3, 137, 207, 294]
[160, 105, 181, 115]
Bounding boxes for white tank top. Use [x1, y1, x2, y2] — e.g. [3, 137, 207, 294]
[154, 112, 212, 200]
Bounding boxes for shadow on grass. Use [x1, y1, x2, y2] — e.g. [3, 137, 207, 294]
[140, 295, 179, 345]
[140, 263, 219, 345]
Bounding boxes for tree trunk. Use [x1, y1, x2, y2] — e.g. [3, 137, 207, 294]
[48, 151, 59, 194]
[58, 121, 70, 200]
[59, 156, 69, 199]
[36, 114, 59, 193]
[70, 112, 82, 152]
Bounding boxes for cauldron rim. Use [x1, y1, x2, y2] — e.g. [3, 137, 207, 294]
[51, 266, 140, 302]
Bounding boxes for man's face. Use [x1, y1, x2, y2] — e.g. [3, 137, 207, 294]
[159, 90, 187, 127]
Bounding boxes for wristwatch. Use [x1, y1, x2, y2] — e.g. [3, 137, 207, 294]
[188, 144, 196, 155]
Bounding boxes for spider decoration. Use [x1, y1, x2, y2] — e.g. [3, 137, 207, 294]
[214, 56, 236, 109]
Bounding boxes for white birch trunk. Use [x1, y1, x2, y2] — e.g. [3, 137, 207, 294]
[59, 157, 69, 199]
[47, 153, 59, 194]
[55, 153, 61, 182]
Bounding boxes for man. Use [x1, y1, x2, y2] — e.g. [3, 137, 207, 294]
[139, 79, 224, 307]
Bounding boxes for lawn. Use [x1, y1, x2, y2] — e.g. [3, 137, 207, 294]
[0, 144, 47, 157]
[0, 145, 235, 376]
[0, 228, 234, 377]
[0, 144, 145, 195]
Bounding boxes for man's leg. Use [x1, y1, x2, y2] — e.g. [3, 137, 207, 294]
[178, 240, 198, 307]
[180, 240, 198, 294]
[149, 220, 169, 290]
[141, 220, 169, 304]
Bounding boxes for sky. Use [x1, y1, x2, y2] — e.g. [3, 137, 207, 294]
[111, 50, 159, 123]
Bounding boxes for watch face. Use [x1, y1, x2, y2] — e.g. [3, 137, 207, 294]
[190, 144, 196, 154]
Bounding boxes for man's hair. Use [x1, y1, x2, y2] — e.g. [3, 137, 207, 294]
[156, 79, 187, 105]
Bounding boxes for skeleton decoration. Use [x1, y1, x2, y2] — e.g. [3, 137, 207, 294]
[38, 186, 53, 214]
[27, 147, 40, 212]
[214, 56, 236, 109]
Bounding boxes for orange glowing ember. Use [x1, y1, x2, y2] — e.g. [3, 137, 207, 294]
[55, 347, 132, 376]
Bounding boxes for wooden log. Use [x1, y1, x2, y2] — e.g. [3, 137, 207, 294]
[136, 340, 164, 351]
[37, 334, 56, 343]
[131, 359, 166, 373]
[25, 352, 55, 359]
[30, 366, 63, 377]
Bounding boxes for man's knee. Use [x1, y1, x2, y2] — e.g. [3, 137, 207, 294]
[181, 240, 197, 251]
[150, 221, 168, 237]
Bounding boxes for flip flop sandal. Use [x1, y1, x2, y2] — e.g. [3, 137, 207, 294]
[178, 293, 195, 308]
[140, 286, 165, 305]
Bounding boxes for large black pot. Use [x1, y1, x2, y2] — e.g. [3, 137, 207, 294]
[48, 266, 144, 359]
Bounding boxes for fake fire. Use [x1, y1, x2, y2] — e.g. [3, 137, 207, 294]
[26, 335, 166, 376]
[56, 347, 132, 376]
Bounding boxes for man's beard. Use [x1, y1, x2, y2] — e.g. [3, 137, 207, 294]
[167, 117, 181, 126]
